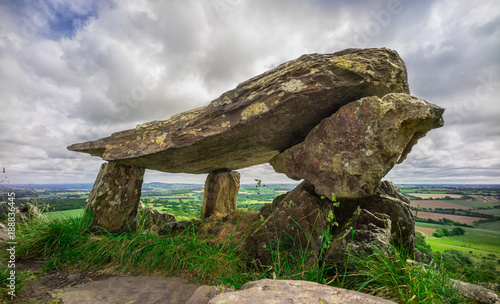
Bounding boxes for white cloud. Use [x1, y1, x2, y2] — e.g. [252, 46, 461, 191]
[1, 0, 499, 185]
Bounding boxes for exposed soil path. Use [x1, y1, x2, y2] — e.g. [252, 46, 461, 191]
[8, 260, 217, 304]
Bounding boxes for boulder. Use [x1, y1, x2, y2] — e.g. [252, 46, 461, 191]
[86, 162, 145, 232]
[68, 48, 409, 174]
[208, 279, 396, 304]
[332, 181, 415, 252]
[326, 208, 392, 264]
[0, 223, 8, 241]
[325, 181, 417, 263]
[451, 279, 500, 304]
[358, 181, 415, 251]
[201, 170, 240, 220]
[138, 202, 176, 232]
[270, 93, 444, 199]
[16, 203, 45, 223]
[250, 180, 417, 266]
[248, 181, 334, 264]
[326, 181, 418, 263]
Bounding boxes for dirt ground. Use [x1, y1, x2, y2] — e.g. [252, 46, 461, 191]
[7, 259, 119, 303]
[6, 259, 217, 304]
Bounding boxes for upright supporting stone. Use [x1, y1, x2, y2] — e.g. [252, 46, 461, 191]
[201, 170, 240, 220]
[86, 162, 145, 232]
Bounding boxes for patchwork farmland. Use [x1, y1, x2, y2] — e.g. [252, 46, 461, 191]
[411, 211, 487, 225]
[410, 200, 473, 210]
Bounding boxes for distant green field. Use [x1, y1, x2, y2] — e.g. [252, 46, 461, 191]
[416, 222, 500, 238]
[477, 221, 500, 232]
[426, 233, 500, 258]
[476, 208, 500, 216]
[239, 200, 270, 205]
[447, 200, 498, 209]
[46, 208, 84, 218]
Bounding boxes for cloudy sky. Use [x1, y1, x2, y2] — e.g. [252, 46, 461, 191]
[0, 0, 499, 185]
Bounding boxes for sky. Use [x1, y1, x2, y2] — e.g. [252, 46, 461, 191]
[0, 0, 499, 185]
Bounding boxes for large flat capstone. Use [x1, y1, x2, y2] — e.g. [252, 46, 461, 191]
[67, 48, 409, 173]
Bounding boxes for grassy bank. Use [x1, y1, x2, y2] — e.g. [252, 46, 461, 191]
[2, 212, 497, 303]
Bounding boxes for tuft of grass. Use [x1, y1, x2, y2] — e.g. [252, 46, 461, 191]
[0, 263, 29, 300]
[340, 244, 465, 304]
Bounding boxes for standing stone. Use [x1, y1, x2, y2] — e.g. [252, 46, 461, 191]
[201, 170, 240, 220]
[86, 162, 145, 232]
[15, 203, 44, 223]
[270, 93, 444, 199]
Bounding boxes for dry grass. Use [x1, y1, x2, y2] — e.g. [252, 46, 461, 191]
[199, 210, 260, 244]
[415, 226, 438, 236]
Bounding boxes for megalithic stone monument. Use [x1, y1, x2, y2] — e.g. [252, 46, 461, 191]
[67, 48, 443, 234]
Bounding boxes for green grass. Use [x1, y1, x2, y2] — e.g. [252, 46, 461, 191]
[0, 263, 30, 298]
[8, 211, 257, 289]
[476, 208, 500, 216]
[477, 220, 500, 231]
[46, 208, 84, 218]
[426, 233, 500, 259]
[341, 245, 464, 304]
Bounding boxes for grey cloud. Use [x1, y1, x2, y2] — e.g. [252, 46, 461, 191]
[1, 0, 499, 185]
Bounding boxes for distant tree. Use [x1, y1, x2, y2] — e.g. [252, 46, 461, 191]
[432, 229, 443, 238]
[451, 227, 466, 235]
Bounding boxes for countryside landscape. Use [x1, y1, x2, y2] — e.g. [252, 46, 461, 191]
[1, 181, 499, 272]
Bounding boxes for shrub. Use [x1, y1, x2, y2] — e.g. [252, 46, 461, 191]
[432, 229, 443, 238]
[451, 227, 465, 236]
[415, 231, 432, 255]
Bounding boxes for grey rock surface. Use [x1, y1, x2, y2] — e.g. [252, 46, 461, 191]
[85, 162, 145, 232]
[201, 170, 240, 220]
[208, 279, 396, 304]
[451, 279, 500, 304]
[248, 180, 333, 264]
[271, 93, 444, 199]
